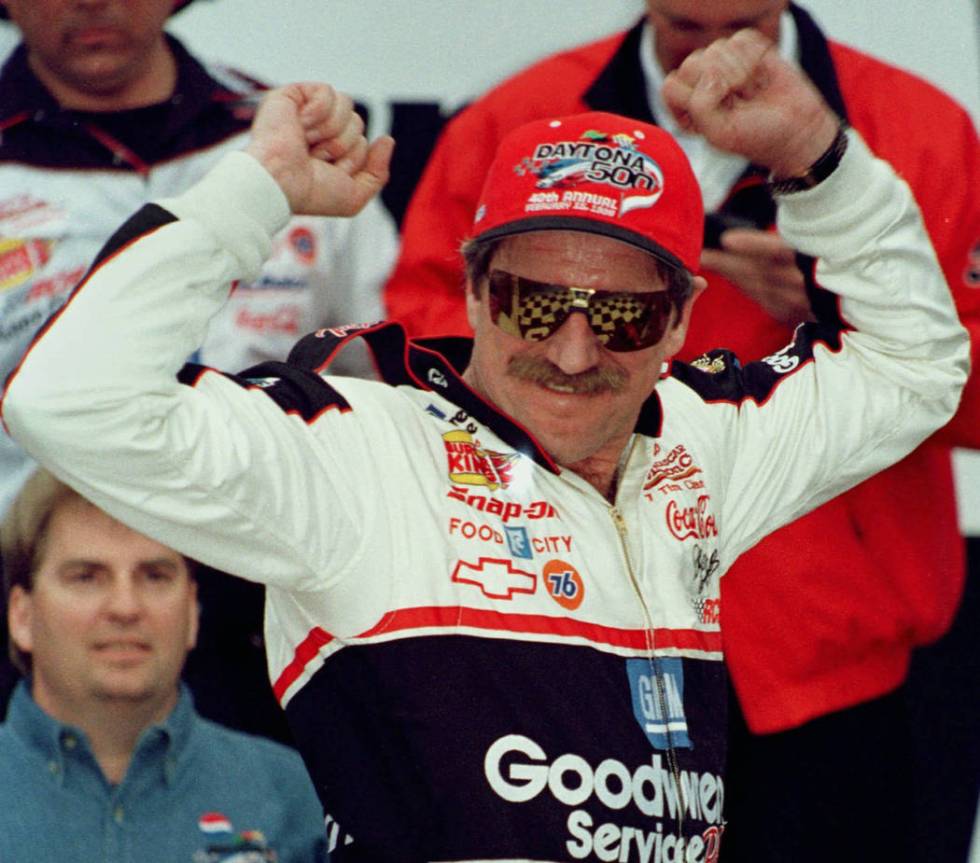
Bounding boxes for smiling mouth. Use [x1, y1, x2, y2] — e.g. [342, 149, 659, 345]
[508, 356, 627, 395]
[541, 382, 594, 396]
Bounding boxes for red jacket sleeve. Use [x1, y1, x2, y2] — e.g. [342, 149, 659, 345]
[832, 42, 980, 447]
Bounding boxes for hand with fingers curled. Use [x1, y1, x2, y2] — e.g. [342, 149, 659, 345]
[701, 227, 813, 327]
[662, 29, 839, 178]
[245, 82, 394, 218]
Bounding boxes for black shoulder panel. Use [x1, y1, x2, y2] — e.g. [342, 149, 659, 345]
[179, 360, 351, 423]
[287, 320, 414, 386]
[673, 320, 845, 406]
[91, 203, 177, 271]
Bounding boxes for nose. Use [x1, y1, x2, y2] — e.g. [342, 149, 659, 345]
[543, 310, 602, 375]
[103, 576, 144, 621]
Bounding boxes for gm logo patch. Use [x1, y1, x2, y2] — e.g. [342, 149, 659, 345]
[626, 657, 692, 750]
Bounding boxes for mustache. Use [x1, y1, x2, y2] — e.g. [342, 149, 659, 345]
[507, 355, 627, 394]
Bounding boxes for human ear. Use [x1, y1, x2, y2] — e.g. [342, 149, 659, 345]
[465, 280, 482, 330]
[7, 585, 34, 656]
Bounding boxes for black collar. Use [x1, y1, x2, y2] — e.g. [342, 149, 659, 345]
[0, 35, 257, 148]
[286, 321, 665, 474]
[583, 5, 847, 123]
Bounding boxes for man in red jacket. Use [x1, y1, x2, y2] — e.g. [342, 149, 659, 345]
[384, 2, 980, 861]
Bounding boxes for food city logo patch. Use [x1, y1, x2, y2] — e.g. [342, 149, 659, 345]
[443, 429, 515, 490]
[452, 557, 536, 600]
[0, 238, 51, 293]
[516, 128, 665, 219]
[627, 657, 692, 750]
[642, 443, 703, 493]
[666, 495, 718, 542]
[447, 518, 574, 568]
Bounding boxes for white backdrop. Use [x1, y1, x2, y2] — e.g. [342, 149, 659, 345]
[1, 1, 978, 530]
[170, 0, 979, 124]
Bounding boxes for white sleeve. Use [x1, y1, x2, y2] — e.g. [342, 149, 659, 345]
[708, 129, 971, 560]
[1, 152, 377, 592]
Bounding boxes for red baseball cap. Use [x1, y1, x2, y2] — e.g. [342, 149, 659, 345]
[472, 111, 704, 273]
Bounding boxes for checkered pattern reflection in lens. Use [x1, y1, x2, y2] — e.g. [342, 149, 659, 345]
[515, 289, 573, 342]
[591, 294, 654, 347]
[488, 270, 672, 352]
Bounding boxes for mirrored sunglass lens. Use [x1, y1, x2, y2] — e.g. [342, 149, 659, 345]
[489, 271, 570, 342]
[487, 271, 521, 337]
[488, 270, 671, 351]
[583, 292, 666, 351]
[514, 287, 571, 341]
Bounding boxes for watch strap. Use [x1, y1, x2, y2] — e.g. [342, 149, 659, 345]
[769, 123, 849, 196]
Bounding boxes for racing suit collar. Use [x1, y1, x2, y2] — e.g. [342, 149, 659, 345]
[283, 320, 665, 473]
[352, 321, 668, 472]
[0, 34, 251, 141]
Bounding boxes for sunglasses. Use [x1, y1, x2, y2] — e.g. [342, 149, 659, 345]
[486, 269, 676, 353]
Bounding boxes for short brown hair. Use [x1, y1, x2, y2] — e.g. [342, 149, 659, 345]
[1, 470, 197, 676]
[0, 470, 81, 675]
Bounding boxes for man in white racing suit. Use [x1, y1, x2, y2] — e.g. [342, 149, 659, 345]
[1, 31, 969, 863]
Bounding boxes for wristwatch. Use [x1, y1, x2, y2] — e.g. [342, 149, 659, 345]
[769, 123, 849, 196]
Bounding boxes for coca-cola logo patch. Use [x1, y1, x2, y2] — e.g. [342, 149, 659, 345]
[666, 495, 718, 542]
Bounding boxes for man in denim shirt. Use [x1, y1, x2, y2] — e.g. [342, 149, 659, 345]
[0, 469, 327, 863]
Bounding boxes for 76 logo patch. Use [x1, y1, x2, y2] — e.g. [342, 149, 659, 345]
[542, 559, 585, 611]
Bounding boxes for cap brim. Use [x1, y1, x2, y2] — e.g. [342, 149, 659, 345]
[474, 215, 687, 273]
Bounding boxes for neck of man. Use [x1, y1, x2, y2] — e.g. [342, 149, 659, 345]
[29, 38, 178, 112]
[565, 447, 627, 503]
[33, 684, 179, 784]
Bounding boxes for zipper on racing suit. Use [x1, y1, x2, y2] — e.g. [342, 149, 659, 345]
[609, 456, 687, 840]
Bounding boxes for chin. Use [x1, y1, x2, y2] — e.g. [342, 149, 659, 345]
[534, 430, 600, 467]
[91, 672, 158, 701]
